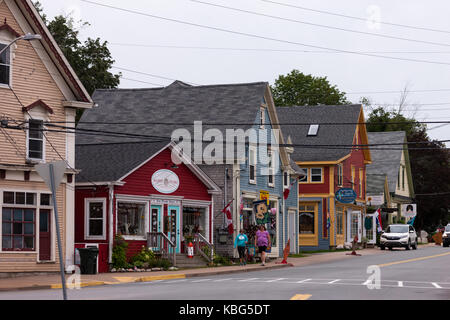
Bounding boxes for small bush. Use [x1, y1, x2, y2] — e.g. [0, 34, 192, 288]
[111, 235, 128, 269]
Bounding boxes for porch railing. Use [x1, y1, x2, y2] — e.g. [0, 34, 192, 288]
[193, 233, 214, 263]
[147, 232, 176, 267]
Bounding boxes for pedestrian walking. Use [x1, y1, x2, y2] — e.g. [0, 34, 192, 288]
[234, 229, 249, 266]
[255, 225, 271, 266]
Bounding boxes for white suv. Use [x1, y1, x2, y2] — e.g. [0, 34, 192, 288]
[443, 225, 450, 247]
[380, 224, 418, 251]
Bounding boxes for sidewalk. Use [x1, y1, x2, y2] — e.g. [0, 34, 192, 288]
[0, 247, 385, 292]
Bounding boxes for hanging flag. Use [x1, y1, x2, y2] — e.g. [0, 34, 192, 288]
[376, 208, 383, 232]
[222, 199, 234, 235]
[284, 181, 296, 200]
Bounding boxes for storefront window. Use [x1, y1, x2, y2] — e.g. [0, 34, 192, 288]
[183, 207, 206, 239]
[267, 201, 277, 247]
[117, 202, 146, 237]
[2, 208, 35, 251]
[299, 204, 315, 234]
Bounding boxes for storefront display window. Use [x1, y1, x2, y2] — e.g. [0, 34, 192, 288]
[336, 207, 344, 235]
[299, 204, 316, 234]
[117, 202, 146, 237]
[183, 207, 206, 239]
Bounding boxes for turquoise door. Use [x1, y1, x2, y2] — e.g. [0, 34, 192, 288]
[166, 206, 181, 254]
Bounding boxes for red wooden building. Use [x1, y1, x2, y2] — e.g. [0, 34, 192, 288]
[75, 142, 221, 272]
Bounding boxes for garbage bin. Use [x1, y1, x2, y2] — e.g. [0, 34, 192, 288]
[78, 247, 99, 275]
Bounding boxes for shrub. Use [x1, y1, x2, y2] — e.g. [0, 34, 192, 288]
[213, 253, 232, 266]
[112, 235, 128, 269]
[130, 246, 156, 266]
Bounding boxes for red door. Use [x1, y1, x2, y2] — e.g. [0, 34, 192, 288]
[39, 210, 51, 261]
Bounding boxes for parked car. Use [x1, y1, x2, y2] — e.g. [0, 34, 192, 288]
[443, 225, 450, 247]
[380, 224, 418, 250]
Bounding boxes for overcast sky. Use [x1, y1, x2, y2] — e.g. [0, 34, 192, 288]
[37, 0, 450, 145]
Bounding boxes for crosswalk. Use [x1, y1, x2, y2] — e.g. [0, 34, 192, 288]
[134, 277, 450, 290]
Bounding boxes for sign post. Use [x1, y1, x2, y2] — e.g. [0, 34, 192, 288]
[35, 161, 67, 300]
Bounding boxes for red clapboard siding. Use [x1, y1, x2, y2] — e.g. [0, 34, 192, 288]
[74, 187, 109, 243]
[125, 241, 147, 261]
[116, 148, 211, 201]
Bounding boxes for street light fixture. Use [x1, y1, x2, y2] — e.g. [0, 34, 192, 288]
[0, 33, 42, 56]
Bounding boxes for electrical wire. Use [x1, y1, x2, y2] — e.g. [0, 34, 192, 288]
[79, 0, 450, 67]
[190, 0, 450, 48]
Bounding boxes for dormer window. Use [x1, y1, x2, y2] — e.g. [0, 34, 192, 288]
[307, 124, 319, 136]
[0, 43, 11, 85]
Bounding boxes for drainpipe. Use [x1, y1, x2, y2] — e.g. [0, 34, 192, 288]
[224, 167, 228, 228]
[108, 184, 114, 264]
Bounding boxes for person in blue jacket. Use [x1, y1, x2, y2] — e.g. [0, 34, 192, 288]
[234, 229, 249, 266]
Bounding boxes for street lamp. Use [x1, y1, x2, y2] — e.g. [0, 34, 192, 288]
[0, 33, 42, 56]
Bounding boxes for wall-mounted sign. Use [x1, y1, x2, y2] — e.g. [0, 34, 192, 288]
[401, 204, 417, 218]
[260, 190, 270, 205]
[335, 188, 357, 204]
[151, 170, 180, 194]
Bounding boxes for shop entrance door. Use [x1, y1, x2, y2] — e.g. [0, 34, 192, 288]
[165, 206, 180, 254]
[288, 211, 296, 253]
[39, 210, 51, 261]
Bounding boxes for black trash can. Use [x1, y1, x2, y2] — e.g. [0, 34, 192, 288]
[78, 247, 99, 275]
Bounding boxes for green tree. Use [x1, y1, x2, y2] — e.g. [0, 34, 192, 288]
[271, 69, 350, 107]
[33, 2, 121, 121]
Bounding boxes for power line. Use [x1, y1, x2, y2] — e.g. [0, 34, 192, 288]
[79, 0, 450, 67]
[260, 0, 450, 35]
[112, 66, 199, 85]
[190, 0, 450, 48]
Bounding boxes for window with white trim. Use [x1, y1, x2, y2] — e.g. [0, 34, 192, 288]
[117, 202, 146, 237]
[28, 119, 44, 160]
[0, 43, 11, 85]
[85, 199, 106, 239]
[249, 146, 257, 184]
[268, 148, 274, 187]
[283, 171, 289, 188]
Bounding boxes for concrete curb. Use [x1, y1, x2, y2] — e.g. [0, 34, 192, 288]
[0, 262, 294, 292]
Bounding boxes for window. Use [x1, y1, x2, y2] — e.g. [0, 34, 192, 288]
[2, 208, 35, 251]
[85, 199, 106, 239]
[117, 202, 146, 237]
[260, 107, 265, 129]
[299, 168, 308, 183]
[337, 164, 343, 187]
[268, 148, 274, 187]
[28, 119, 44, 160]
[350, 212, 359, 239]
[336, 207, 344, 235]
[299, 204, 316, 234]
[283, 171, 289, 188]
[40, 194, 52, 206]
[0, 43, 11, 85]
[359, 168, 364, 198]
[310, 168, 323, 183]
[351, 166, 355, 186]
[249, 147, 256, 184]
[307, 125, 319, 136]
[402, 166, 406, 190]
[3, 191, 36, 205]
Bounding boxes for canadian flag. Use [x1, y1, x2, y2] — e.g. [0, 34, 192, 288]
[284, 181, 295, 200]
[222, 199, 234, 235]
[376, 208, 383, 232]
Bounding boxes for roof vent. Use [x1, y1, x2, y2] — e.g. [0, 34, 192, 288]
[307, 124, 319, 136]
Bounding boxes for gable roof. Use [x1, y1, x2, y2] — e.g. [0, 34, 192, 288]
[366, 173, 387, 195]
[10, 0, 92, 103]
[366, 131, 412, 194]
[75, 141, 221, 193]
[276, 104, 367, 162]
[77, 81, 269, 146]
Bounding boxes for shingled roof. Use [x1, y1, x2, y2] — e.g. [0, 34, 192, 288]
[276, 105, 363, 162]
[366, 131, 409, 194]
[76, 81, 269, 146]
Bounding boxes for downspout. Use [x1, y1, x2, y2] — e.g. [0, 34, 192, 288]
[108, 183, 114, 265]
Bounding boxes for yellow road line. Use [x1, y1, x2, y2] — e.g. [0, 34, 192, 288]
[51, 281, 105, 289]
[290, 294, 312, 300]
[378, 252, 450, 267]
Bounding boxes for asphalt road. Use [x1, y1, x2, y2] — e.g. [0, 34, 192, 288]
[2, 245, 450, 300]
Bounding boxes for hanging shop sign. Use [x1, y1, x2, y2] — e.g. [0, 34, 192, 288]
[335, 188, 357, 204]
[151, 169, 180, 194]
[260, 190, 270, 205]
